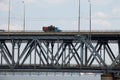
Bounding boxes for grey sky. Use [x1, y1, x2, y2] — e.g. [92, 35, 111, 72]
[0, 0, 120, 31]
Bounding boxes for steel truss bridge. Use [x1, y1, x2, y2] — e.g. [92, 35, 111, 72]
[0, 31, 120, 74]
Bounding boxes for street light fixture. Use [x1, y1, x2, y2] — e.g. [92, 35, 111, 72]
[22, 1, 25, 31]
[8, 0, 11, 32]
[88, 0, 91, 33]
[88, 0, 92, 41]
[78, 0, 81, 32]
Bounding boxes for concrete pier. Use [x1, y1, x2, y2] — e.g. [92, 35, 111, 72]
[114, 77, 120, 80]
[101, 73, 120, 80]
[101, 73, 113, 80]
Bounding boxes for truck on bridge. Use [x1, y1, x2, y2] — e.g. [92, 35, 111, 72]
[42, 25, 61, 32]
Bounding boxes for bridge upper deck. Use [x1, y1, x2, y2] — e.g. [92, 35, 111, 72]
[0, 31, 120, 40]
[0, 31, 120, 35]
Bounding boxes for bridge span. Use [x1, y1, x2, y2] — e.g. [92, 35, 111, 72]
[0, 31, 120, 79]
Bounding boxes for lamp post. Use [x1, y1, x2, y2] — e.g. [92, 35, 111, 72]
[22, 1, 25, 31]
[78, 0, 80, 32]
[88, 0, 92, 41]
[8, 0, 11, 32]
[88, 0, 91, 33]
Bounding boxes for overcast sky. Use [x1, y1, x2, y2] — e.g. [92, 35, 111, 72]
[0, 0, 120, 31]
[0, 0, 120, 80]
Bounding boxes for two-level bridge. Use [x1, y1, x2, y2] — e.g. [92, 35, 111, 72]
[0, 31, 120, 79]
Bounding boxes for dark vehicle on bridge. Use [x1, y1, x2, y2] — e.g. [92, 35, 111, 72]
[43, 25, 61, 32]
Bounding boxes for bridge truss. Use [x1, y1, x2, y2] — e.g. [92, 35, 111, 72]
[0, 32, 120, 74]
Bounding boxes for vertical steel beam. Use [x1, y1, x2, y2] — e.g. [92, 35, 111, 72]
[85, 46, 87, 66]
[118, 40, 120, 64]
[34, 40, 37, 69]
[103, 43, 105, 62]
[0, 48, 2, 66]
[12, 40, 15, 66]
[81, 42, 84, 66]
[17, 41, 21, 65]
[39, 47, 42, 66]
[68, 45, 70, 66]
[51, 42, 54, 65]
[46, 42, 49, 65]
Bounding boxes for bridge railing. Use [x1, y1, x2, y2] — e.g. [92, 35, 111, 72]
[1, 30, 120, 32]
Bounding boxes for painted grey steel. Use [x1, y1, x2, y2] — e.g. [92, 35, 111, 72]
[0, 31, 120, 74]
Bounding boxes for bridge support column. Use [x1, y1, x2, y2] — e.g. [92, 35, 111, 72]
[114, 77, 120, 80]
[101, 73, 114, 80]
[114, 75, 120, 80]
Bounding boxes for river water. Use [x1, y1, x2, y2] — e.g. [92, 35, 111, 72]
[0, 73, 101, 80]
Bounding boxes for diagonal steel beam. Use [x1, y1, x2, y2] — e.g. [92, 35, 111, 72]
[53, 42, 65, 63]
[37, 40, 53, 64]
[106, 44, 116, 61]
[68, 44, 80, 65]
[87, 42, 100, 63]
[111, 40, 120, 66]
[15, 40, 34, 66]
[37, 42, 49, 64]
[75, 36, 107, 67]
[105, 44, 115, 62]
[87, 42, 102, 66]
[0, 42, 11, 68]
[55, 43, 67, 65]
[21, 41, 35, 65]
[70, 43, 82, 65]
[36, 48, 45, 65]
[2, 42, 13, 63]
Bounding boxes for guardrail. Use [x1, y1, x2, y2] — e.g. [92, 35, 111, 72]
[1, 30, 120, 32]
